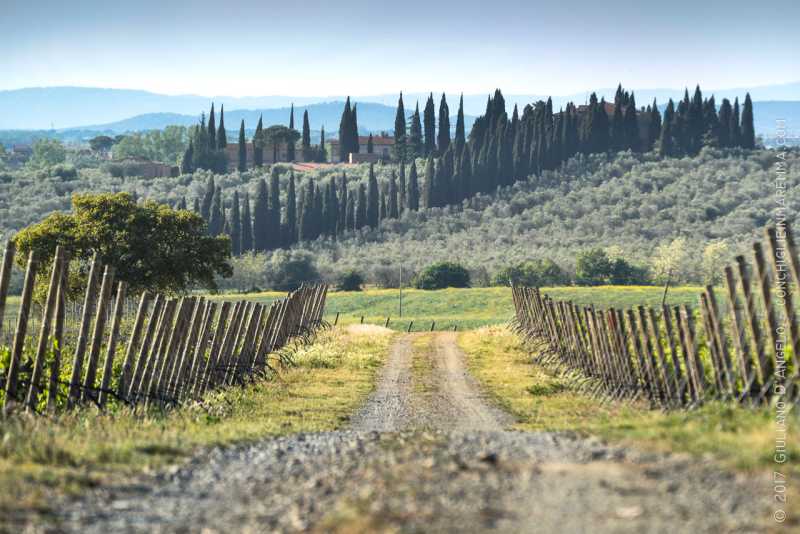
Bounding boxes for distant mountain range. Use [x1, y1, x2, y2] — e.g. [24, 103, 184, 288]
[1, 82, 798, 131]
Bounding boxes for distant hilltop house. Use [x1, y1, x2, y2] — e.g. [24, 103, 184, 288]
[110, 158, 179, 178]
[224, 140, 301, 172]
[328, 135, 395, 164]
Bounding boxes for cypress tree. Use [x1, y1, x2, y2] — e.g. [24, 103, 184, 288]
[253, 179, 269, 252]
[207, 103, 217, 151]
[237, 120, 247, 172]
[355, 184, 367, 230]
[688, 85, 704, 154]
[339, 97, 352, 162]
[423, 155, 435, 208]
[398, 162, 407, 212]
[379, 191, 387, 221]
[193, 197, 200, 214]
[366, 163, 379, 227]
[702, 95, 721, 147]
[623, 93, 640, 152]
[299, 179, 314, 241]
[741, 93, 755, 149]
[423, 94, 436, 155]
[208, 186, 223, 236]
[253, 115, 264, 167]
[731, 97, 742, 147]
[647, 99, 662, 151]
[394, 92, 406, 160]
[345, 193, 355, 232]
[437, 94, 450, 153]
[327, 177, 339, 236]
[388, 171, 399, 219]
[230, 190, 241, 255]
[287, 104, 296, 161]
[454, 94, 466, 154]
[217, 104, 227, 148]
[286, 172, 297, 245]
[269, 168, 281, 249]
[351, 104, 360, 154]
[367, 133, 374, 154]
[338, 172, 348, 231]
[409, 103, 423, 158]
[240, 192, 253, 253]
[319, 126, 326, 162]
[312, 184, 323, 238]
[181, 141, 194, 174]
[611, 98, 625, 151]
[201, 176, 215, 221]
[718, 98, 733, 148]
[302, 110, 311, 160]
[459, 145, 473, 200]
[659, 99, 675, 157]
[408, 160, 420, 210]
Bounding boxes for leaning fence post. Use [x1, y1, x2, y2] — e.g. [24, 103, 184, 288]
[25, 247, 65, 411]
[81, 265, 116, 403]
[47, 253, 69, 412]
[67, 254, 101, 407]
[117, 291, 151, 400]
[0, 240, 16, 340]
[98, 281, 127, 407]
[3, 251, 37, 411]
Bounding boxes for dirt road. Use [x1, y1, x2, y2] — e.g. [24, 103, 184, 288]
[57, 332, 771, 533]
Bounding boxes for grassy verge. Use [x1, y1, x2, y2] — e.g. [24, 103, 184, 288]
[210, 285, 706, 333]
[0, 324, 393, 525]
[458, 325, 797, 476]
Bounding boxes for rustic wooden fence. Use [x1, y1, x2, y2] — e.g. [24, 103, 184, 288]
[512, 225, 799, 409]
[0, 242, 329, 414]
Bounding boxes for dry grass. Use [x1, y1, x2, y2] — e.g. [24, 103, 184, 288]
[0, 325, 393, 526]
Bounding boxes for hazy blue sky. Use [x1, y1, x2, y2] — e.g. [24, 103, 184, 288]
[2, 0, 798, 96]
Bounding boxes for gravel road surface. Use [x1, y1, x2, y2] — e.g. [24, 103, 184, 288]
[52, 331, 771, 533]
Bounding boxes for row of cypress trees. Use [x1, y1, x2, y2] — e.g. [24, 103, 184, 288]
[194, 162, 425, 255]
[183, 104, 327, 174]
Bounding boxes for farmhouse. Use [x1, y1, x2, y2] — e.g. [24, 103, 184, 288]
[328, 135, 394, 163]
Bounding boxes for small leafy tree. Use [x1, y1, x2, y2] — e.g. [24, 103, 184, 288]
[264, 250, 319, 291]
[337, 270, 364, 291]
[414, 262, 470, 289]
[575, 248, 613, 286]
[492, 259, 567, 287]
[13, 192, 232, 298]
[27, 138, 66, 168]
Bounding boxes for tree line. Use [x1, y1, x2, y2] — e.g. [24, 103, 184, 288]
[180, 104, 326, 174]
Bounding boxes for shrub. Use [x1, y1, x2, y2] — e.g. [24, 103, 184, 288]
[337, 270, 364, 291]
[492, 259, 568, 287]
[265, 250, 319, 291]
[50, 164, 78, 181]
[414, 261, 470, 290]
[576, 248, 648, 286]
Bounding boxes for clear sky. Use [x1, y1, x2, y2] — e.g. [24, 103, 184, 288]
[2, 0, 798, 96]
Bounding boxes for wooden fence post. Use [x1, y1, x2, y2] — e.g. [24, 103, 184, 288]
[98, 282, 127, 407]
[47, 253, 69, 412]
[0, 240, 16, 340]
[3, 251, 37, 411]
[117, 291, 151, 400]
[25, 247, 65, 410]
[67, 254, 100, 407]
[81, 265, 116, 403]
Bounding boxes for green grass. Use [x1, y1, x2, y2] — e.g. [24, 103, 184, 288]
[213, 285, 706, 332]
[458, 325, 798, 476]
[0, 325, 393, 526]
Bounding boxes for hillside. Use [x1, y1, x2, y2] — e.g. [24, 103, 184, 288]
[1, 148, 796, 291]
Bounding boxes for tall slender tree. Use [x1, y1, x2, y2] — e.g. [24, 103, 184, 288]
[407, 160, 420, 211]
[181, 141, 194, 174]
[339, 97, 353, 162]
[208, 186, 224, 236]
[355, 184, 367, 230]
[659, 99, 675, 157]
[731, 97, 742, 147]
[717, 98, 733, 148]
[741, 93, 755, 149]
[269, 168, 281, 249]
[423, 94, 436, 155]
[240, 192, 253, 253]
[398, 163, 407, 212]
[253, 179, 269, 251]
[454, 94, 466, 154]
[388, 171, 399, 219]
[319, 126, 326, 162]
[253, 115, 264, 167]
[217, 104, 227, 148]
[423, 155, 436, 208]
[237, 120, 247, 172]
[409, 103, 424, 158]
[366, 163, 379, 227]
[207, 103, 217, 151]
[230, 190, 241, 255]
[437, 93, 450, 153]
[287, 104, 296, 161]
[299, 179, 314, 241]
[201, 176, 215, 221]
[394, 92, 406, 160]
[301, 110, 311, 160]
